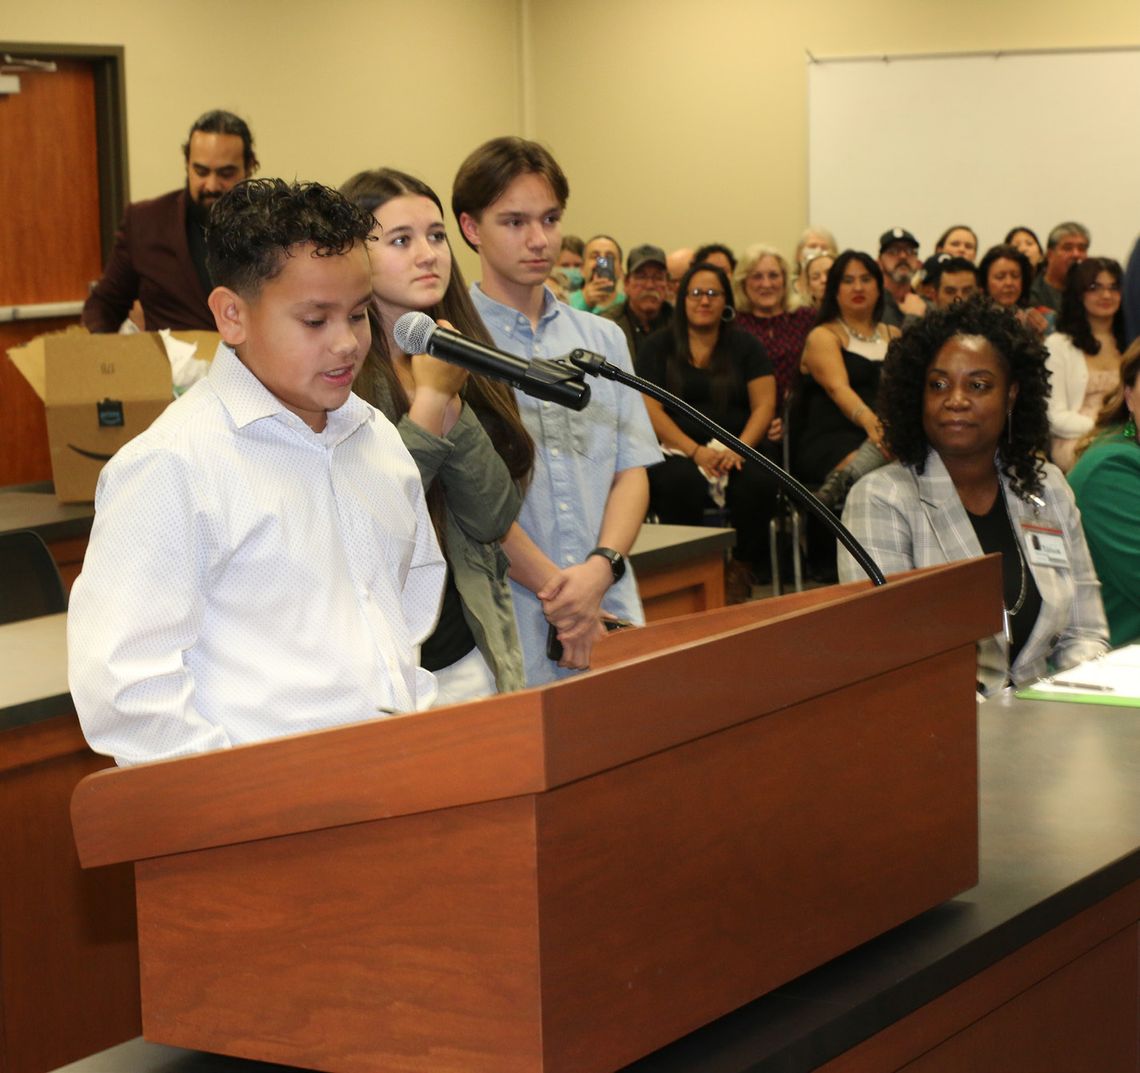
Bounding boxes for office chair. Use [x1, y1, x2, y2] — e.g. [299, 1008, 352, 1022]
[0, 530, 67, 625]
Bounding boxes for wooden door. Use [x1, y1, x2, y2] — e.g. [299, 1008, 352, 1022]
[0, 59, 104, 486]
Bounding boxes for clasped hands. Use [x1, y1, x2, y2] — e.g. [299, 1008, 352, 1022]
[538, 556, 614, 670]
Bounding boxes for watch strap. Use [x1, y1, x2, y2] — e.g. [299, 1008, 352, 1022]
[588, 546, 625, 583]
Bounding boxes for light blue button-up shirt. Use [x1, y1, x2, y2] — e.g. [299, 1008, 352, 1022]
[471, 285, 662, 685]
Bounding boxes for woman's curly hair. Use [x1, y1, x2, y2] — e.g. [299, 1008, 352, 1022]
[878, 296, 1051, 499]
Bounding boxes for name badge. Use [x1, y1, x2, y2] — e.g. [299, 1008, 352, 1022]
[1021, 522, 1068, 568]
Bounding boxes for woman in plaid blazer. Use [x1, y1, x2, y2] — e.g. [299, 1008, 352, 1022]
[839, 298, 1109, 695]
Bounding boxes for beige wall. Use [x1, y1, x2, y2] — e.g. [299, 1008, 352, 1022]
[4, 0, 520, 212]
[528, 0, 1140, 263]
[8, 0, 1140, 273]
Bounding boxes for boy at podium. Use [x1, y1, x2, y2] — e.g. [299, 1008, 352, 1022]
[68, 179, 445, 767]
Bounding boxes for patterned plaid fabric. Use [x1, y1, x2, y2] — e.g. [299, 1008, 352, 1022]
[839, 450, 1109, 694]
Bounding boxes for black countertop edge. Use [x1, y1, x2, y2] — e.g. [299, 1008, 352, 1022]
[0, 481, 55, 494]
[7, 515, 95, 540]
[621, 849, 1140, 1072]
[0, 693, 77, 734]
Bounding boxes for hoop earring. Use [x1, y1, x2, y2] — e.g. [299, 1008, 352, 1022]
[721, 306, 736, 323]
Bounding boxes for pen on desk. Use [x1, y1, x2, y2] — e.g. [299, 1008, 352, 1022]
[1052, 681, 1116, 693]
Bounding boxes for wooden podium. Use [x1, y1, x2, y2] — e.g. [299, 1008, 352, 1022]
[71, 558, 999, 1073]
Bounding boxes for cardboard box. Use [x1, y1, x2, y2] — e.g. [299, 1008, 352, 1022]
[7, 328, 195, 503]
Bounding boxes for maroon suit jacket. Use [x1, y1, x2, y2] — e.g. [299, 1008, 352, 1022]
[82, 188, 215, 332]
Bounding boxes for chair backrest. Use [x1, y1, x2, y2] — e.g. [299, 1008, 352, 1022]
[0, 530, 67, 625]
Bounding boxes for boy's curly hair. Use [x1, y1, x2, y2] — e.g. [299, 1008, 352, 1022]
[207, 178, 375, 296]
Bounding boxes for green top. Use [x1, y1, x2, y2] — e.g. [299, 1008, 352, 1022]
[1068, 432, 1140, 647]
[569, 288, 625, 316]
[357, 368, 526, 693]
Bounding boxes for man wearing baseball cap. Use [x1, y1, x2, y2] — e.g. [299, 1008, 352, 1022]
[604, 243, 672, 355]
[878, 227, 926, 327]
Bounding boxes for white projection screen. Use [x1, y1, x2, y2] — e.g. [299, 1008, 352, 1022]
[808, 48, 1140, 264]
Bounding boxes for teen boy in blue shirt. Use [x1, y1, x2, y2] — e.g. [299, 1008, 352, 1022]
[69, 180, 445, 766]
[453, 138, 661, 685]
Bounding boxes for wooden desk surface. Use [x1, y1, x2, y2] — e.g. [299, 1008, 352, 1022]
[48, 692, 1140, 1073]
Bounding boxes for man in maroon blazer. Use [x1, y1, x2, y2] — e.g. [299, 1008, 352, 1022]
[82, 110, 259, 332]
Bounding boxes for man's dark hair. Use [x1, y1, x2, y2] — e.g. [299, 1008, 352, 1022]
[692, 242, 736, 272]
[206, 179, 374, 297]
[1056, 256, 1125, 356]
[817, 249, 886, 324]
[182, 110, 259, 173]
[452, 137, 569, 251]
[936, 257, 978, 285]
[978, 244, 1033, 308]
[878, 296, 1050, 499]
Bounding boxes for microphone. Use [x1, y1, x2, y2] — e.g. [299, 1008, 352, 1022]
[393, 311, 590, 411]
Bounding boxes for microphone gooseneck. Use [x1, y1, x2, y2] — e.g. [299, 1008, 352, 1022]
[565, 348, 887, 587]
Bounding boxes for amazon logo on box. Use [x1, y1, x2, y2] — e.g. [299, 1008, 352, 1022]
[6, 328, 189, 503]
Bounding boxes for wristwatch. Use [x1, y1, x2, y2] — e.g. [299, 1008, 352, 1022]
[588, 546, 626, 584]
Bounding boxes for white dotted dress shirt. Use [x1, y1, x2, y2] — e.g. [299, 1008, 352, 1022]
[68, 344, 445, 766]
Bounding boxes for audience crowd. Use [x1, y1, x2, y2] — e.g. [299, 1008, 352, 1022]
[72, 110, 1140, 762]
[536, 211, 1137, 683]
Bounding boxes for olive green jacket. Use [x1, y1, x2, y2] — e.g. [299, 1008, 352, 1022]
[364, 376, 526, 693]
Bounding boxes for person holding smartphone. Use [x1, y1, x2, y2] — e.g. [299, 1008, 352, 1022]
[570, 233, 625, 315]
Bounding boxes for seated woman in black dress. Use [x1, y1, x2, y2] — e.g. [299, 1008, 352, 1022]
[635, 262, 777, 588]
[791, 251, 900, 578]
[792, 250, 899, 487]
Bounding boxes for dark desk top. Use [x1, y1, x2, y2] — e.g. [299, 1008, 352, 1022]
[49, 693, 1140, 1073]
[629, 522, 735, 573]
[0, 483, 94, 540]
